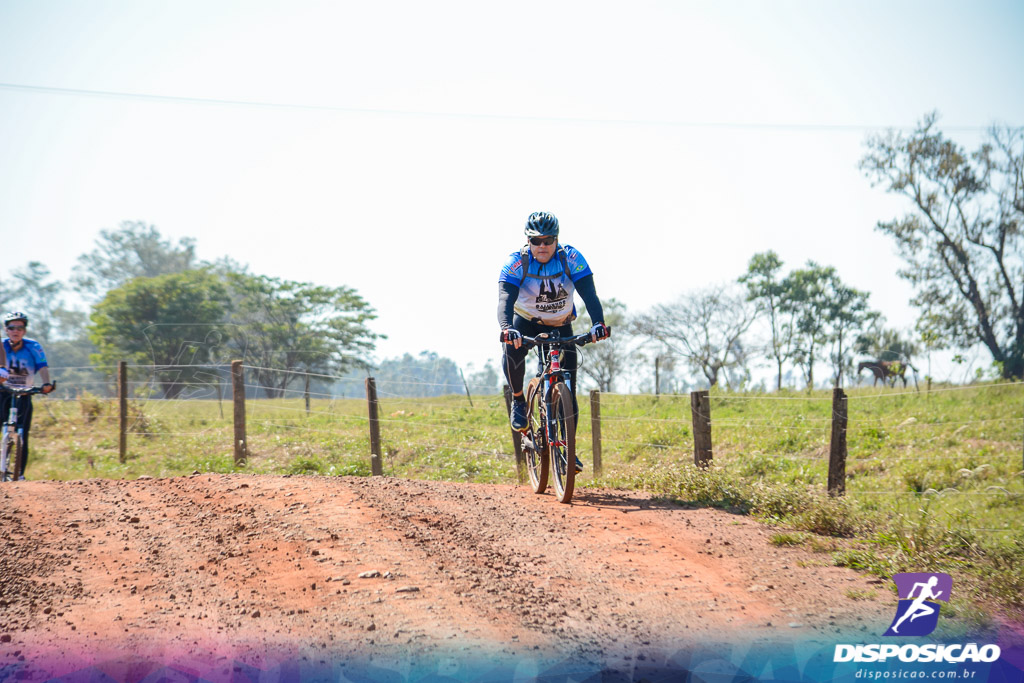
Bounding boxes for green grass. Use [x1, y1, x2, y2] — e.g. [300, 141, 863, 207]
[25, 380, 1024, 624]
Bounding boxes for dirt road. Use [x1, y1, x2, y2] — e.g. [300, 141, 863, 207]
[0, 474, 896, 676]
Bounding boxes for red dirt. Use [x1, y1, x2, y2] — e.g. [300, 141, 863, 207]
[0, 475, 904, 674]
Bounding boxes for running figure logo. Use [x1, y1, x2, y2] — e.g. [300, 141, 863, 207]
[883, 573, 952, 636]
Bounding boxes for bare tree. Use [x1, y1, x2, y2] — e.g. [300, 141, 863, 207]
[634, 285, 757, 388]
[860, 113, 1024, 379]
[576, 298, 630, 392]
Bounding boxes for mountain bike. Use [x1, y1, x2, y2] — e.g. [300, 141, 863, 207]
[517, 331, 605, 504]
[0, 383, 53, 482]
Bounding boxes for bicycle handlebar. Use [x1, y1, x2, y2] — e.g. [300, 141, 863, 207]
[518, 332, 598, 350]
[0, 381, 56, 396]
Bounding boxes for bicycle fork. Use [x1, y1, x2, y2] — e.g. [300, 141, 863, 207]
[543, 348, 569, 454]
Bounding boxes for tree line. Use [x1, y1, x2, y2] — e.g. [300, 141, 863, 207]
[0, 223, 503, 400]
[3, 114, 1020, 397]
[577, 113, 1023, 392]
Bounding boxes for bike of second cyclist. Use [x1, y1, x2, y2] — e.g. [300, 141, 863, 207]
[0, 382, 53, 482]
[518, 331, 602, 504]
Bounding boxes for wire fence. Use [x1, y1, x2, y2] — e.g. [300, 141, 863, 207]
[26, 363, 1024, 533]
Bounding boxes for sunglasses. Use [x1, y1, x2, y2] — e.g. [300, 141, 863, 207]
[6, 325, 25, 331]
[529, 236, 556, 246]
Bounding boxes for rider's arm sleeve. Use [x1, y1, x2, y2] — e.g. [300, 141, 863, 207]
[498, 281, 519, 330]
[574, 275, 604, 324]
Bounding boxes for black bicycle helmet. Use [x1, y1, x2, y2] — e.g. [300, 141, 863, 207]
[524, 211, 559, 238]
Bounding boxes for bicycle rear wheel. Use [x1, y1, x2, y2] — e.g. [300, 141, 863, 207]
[523, 379, 548, 493]
[550, 382, 576, 504]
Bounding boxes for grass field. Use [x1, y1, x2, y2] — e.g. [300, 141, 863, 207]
[23, 379, 1024, 632]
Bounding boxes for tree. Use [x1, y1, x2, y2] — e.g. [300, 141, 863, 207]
[73, 221, 197, 297]
[781, 263, 834, 390]
[825, 279, 878, 387]
[374, 351, 462, 398]
[0, 276, 19, 314]
[780, 263, 879, 389]
[855, 325, 920, 364]
[89, 270, 229, 399]
[860, 113, 1024, 379]
[646, 349, 689, 394]
[634, 285, 756, 388]
[10, 262, 65, 343]
[465, 361, 500, 395]
[739, 251, 799, 391]
[223, 272, 380, 397]
[576, 298, 631, 392]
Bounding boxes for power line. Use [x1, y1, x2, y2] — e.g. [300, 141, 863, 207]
[0, 81, 1004, 132]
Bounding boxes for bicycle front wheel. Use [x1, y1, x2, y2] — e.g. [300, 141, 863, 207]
[550, 382, 576, 504]
[12, 432, 24, 482]
[524, 378, 548, 494]
[0, 430, 13, 482]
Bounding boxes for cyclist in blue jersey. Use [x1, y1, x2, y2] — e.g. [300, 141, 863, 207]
[498, 212, 610, 438]
[1, 312, 55, 480]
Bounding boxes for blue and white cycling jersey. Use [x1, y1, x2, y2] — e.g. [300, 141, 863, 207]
[3, 338, 48, 388]
[498, 244, 594, 326]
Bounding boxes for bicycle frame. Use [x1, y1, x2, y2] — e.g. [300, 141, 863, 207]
[0, 383, 50, 482]
[0, 399, 24, 482]
[515, 331, 596, 502]
[535, 342, 573, 452]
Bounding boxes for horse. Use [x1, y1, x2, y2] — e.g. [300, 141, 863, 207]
[857, 360, 916, 388]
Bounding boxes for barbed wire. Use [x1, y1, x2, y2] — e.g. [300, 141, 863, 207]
[601, 392, 692, 400]
[848, 452, 1022, 460]
[247, 418, 370, 436]
[123, 431, 225, 437]
[382, 442, 516, 460]
[243, 364, 486, 390]
[845, 417, 1020, 426]
[241, 364, 367, 383]
[849, 489, 1022, 496]
[712, 417, 833, 426]
[708, 394, 835, 402]
[373, 392, 494, 410]
[847, 381, 1024, 400]
[245, 402, 508, 434]
[122, 363, 233, 370]
[236, 383, 349, 400]
[600, 437, 690, 450]
[597, 415, 693, 424]
[245, 402, 368, 420]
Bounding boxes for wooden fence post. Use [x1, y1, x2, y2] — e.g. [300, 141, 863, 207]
[216, 376, 224, 420]
[503, 385, 525, 483]
[231, 360, 247, 466]
[118, 361, 128, 464]
[304, 374, 311, 415]
[365, 377, 383, 476]
[690, 390, 712, 467]
[459, 368, 474, 408]
[590, 389, 603, 477]
[828, 387, 848, 496]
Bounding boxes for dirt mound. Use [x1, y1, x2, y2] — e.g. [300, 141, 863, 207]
[0, 475, 894, 673]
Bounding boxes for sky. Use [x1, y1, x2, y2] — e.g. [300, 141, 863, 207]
[1, 0, 1022, 388]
